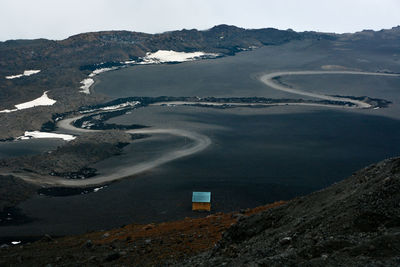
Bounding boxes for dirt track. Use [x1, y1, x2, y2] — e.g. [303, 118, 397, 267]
[43, 116, 212, 186]
[260, 70, 400, 108]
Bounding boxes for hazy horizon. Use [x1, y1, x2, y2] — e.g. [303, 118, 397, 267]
[1, 0, 400, 41]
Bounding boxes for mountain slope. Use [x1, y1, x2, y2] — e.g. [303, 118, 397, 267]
[0, 158, 399, 266]
[181, 157, 400, 266]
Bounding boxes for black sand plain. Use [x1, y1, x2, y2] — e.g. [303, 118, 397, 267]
[1, 39, 400, 237]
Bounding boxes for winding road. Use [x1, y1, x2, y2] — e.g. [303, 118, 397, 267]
[52, 118, 212, 186]
[14, 70, 400, 187]
[260, 70, 399, 108]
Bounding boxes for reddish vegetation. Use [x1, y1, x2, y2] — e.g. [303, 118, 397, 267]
[0, 201, 285, 266]
[94, 201, 286, 264]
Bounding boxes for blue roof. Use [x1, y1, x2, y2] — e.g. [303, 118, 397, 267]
[192, 192, 211, 203]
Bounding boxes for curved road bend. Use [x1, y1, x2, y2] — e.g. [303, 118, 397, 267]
[260, 70, 400, 108]
[53, 117, 212, 186]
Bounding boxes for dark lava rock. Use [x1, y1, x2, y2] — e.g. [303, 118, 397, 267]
[41, 234, 53, 242]
[49, 167, 97, 180]
[85, 240, 93, 248]
[104, 252, 120, 262]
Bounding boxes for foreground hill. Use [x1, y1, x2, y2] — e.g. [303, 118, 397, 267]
[1, 157, 399, 266]
[181, 157, 400, 266]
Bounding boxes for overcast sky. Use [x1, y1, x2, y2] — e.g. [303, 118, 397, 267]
[1, 0, 399, 41]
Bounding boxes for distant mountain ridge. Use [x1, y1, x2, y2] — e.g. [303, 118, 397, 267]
[0, 24, 331, 71]
[2, 24, 399, 74]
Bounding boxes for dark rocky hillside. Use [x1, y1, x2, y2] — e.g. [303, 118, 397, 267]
[180, 157, 400, 266]
[0, 24, 309, 79]
[0, 158, 399, 266]
[0, 25, 309, 71]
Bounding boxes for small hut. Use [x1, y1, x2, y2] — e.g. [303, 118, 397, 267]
[192, 192, 211, 211]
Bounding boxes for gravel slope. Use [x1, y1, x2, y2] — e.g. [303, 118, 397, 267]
[180, 157, 400, 266]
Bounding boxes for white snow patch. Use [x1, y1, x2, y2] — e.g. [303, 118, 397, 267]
[142, 50, 218, 63]
[11, 241, 21, 245]
[24, 70, 41, 76]
[5, 74, 23, 79]
[80, 101, 140, 113]
[81, 121, 95, 129]
[5, 70, 41, 79]
[93, 186, 106, 192]
[15, 91, 56, 110]
[99, 101, 140, 111]
[88, 67, 117, 77]
[79, 67, 119, 94]
[0, 108, 16, 113]
[79, 78, 94, 94]
[124, 60, 136, 64]
[17, 131, 76, 141]
[0, 91, 56, 113]
[79, 67, 117, 94]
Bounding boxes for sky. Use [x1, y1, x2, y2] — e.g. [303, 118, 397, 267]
[0, 0, 399, 41]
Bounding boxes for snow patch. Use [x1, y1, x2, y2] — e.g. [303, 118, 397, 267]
[24, 70, 41, 76]
[98, 101, 140, 111]
[6, 74, 24, 79]
[81, 121, 95, 129]
[0, 91, 56, 113]
[79, 78, 94, 94]
[15, 91, 56, 110]
[17, 131, 76, 141]
[142, 50, 218, 63]
[88, 67, 118, 77]
[5, 70, 41, 79]
[80, 101, 140, 113]
[80, 67, 117, 94]
[11, 241, 21, 245]
[93, 186, 106, 192]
